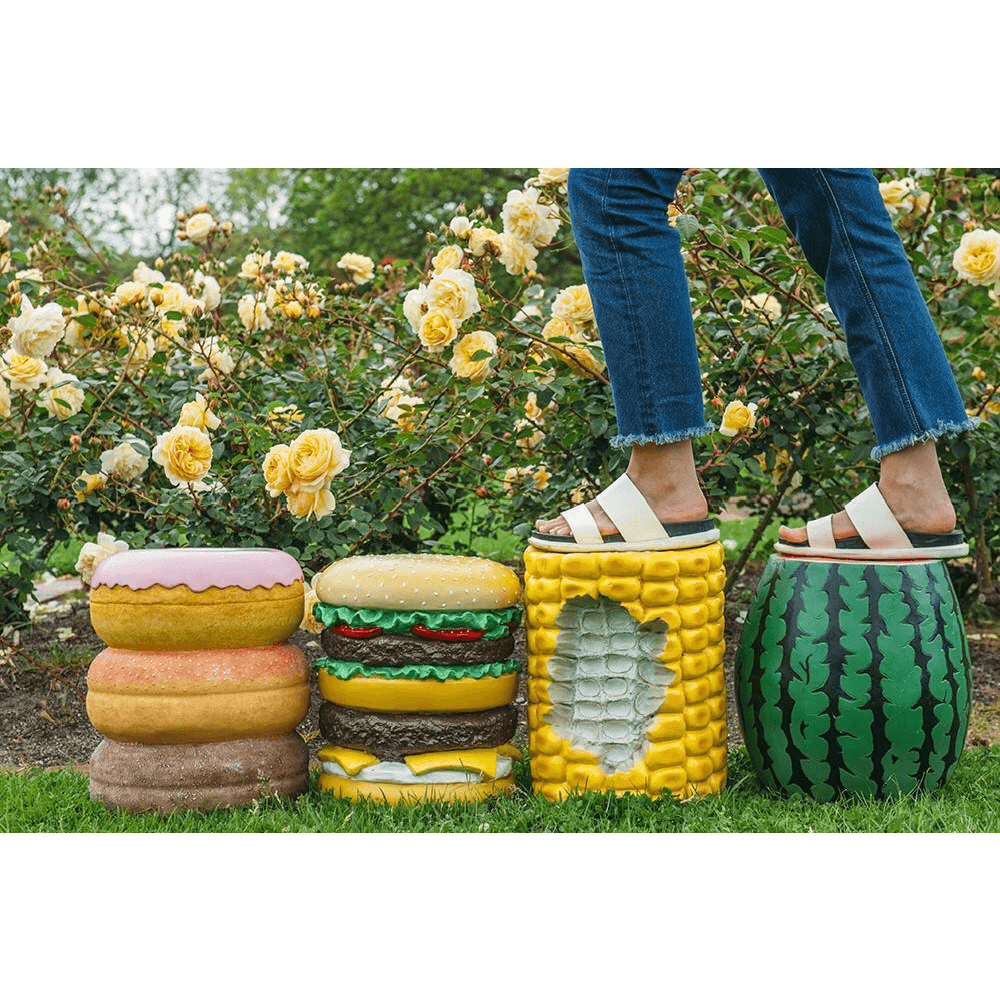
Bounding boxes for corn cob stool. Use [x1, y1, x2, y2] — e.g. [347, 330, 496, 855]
[734, 554, 972, 801]
[523, 542, 727, 801]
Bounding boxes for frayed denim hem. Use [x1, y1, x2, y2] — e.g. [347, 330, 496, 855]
[870, 417, 980, 461]
[610, 423, 716, 450]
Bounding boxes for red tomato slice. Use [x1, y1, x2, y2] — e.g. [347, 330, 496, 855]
[331, 624, 383, 638]
[411, 624, 485, 642]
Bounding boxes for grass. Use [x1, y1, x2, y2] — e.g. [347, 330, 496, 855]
[4, 746, 1000, 833]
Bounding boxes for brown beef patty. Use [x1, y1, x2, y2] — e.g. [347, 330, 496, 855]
[320, 628, 515, 666]
[319, 702, 518, 759]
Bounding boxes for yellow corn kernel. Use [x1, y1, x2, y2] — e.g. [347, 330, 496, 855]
[708, 745, 728, 773]
[683, 675, 712, 704]
[677, 576, 709, 604]
[645, 740, 686, 769]
[679, 602, 709, 629]
[647, 766, 688, 796]
[561, 552, 602, 579]
[530, 724, 565, 756]
[684, 703, 712, 729]
[641, 552, 680, 580]
[531, 755, 567, 782]
[662, 687, 686, 714]
[680, 652, 709, 678]
[641, 581, 679, 606]
[645, 714, 685, 741]
[681, 628, 709, 653]
[561, 577, 598, 600]
[566, 762, 604, 789]
[598, 575, 642, 603]
[527, 629, 557, 655]
[600, 552, 646, 576]
[525, 576, 561, 603]
[684, 729, 715, 756]
[685, 755, 715, 782]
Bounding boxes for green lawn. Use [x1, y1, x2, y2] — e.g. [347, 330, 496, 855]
[4, 746, 999, 833]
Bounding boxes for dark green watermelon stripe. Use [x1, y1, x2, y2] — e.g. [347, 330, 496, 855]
[738, 559, 783, 790]
[817, 562, 851, 791]
[931, 562, 971, 777]
[860, 564, 894, 795]
[899, 568, 936, 788]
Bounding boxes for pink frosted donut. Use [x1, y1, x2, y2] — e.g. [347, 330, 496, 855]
[89, 547, 305, 650]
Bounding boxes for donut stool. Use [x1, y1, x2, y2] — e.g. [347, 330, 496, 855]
[734, 554, 972, 801]
[522, 542, 727, 801]
[85, 547, 310, 813]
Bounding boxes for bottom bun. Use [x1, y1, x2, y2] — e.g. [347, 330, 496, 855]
[88, 733, 309, 814]
[318, 771, 515, 804]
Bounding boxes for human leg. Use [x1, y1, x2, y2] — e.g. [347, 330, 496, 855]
[533, 168, 714, 545]
[757, 168, 975, 549]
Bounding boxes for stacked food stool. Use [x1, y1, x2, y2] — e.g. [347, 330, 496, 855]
[734, 553, 971, 800]
[85, 547, 311, 813]
[522, 543, 728, 801]
[309, 554, 524, 804]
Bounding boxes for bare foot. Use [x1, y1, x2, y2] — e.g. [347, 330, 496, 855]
[534, 440, 709, 538]
[778, 440, 957, 544]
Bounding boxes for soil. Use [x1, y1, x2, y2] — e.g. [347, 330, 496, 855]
[3, 563, 1000, 772]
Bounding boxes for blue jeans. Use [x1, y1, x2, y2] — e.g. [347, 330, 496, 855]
[567, 168, 977, 459]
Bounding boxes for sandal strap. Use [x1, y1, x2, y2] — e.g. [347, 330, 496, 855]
[594, 473, 666, 543]
[844, 483, 911, 550]
[805, 515, 836, 550]
[562, 502, 603, 545]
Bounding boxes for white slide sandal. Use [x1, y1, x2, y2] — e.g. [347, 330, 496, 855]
[774, 483, 969, 560]
[529, 473, 720, 553]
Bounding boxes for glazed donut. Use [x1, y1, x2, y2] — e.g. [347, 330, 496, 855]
[88, 733, 309, 814]
[86, 644, 310, 744]
[89, 547, 304, 650]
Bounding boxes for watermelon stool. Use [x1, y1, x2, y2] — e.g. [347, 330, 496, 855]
[523, 542, 728, 801]
[734, 554, 971, 801]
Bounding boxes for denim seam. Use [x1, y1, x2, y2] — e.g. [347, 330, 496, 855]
[610, 424, 716, 450]
[813, 168, 922, 437]
[870, 416, 980, 460]
[602, 169, 655, 436]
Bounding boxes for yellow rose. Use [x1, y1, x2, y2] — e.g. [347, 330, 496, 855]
[75, 532, 129, 587]
[879, 178, 914, 213]
[337, 252, 375, 285]
[262, 443, 294, 497]
[8, 297, 66, 358]
[719, 400, 759, 437]
[191, 336, 236, 377]
[238, 294, 272, 332]
[495, 233, 538, 276]
[0, 350, 48, 392]
[559, 342, 605, 379]
[449, 216, 472, 239]
[178, 392, 221, 432]
[431, 245, 464, 275]
[541, 315, 582, 343]
[288, 427, 350, 492]
[285, 483, 336, 520]
[500, 187, 560, 247]
[152, 424, 213, 486]
[299, 587, 325, 633]
[468, 227, 500, 257]
[0, 375, 9, 419]
[114, 281, 148, 307]
[425, 268, 480, 323]
[121, 327, 155, 373]
[537, 168, 569, 186]
[100, 438, 149, 481]
[743, 292, 782, 321]
[449, 330, 497, 383]
[418, 309, 459, 352]
[239, 251, 271, 282]
[551, 284, 594, 327]
[273, 250, 308, 274]
[953, 228, 1000, 286]
[41, 368, 85, 420]
[972, 367, 986, 381]
[183, 212, 215, 244]
[381, 391, 424, 432]
[74, 471, 106, 503]
[266, 405, 305, 431]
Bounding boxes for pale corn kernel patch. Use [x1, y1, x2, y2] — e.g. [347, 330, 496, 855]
[524, 542, 727, 801]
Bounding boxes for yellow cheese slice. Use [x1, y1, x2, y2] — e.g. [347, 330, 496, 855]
[317, 746, 380, 775]
[404, 748, 500, 779]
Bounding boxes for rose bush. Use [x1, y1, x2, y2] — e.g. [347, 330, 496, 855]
[1, 167, 998, 626]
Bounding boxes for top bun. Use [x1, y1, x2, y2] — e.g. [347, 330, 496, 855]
[313, 554, 521, 611]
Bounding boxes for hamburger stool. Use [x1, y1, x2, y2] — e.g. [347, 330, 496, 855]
[522, 542, 728, 801]
[734, 553, 972, 800]
[85, 547, 311, 813]
[310, 553, 524, 804]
